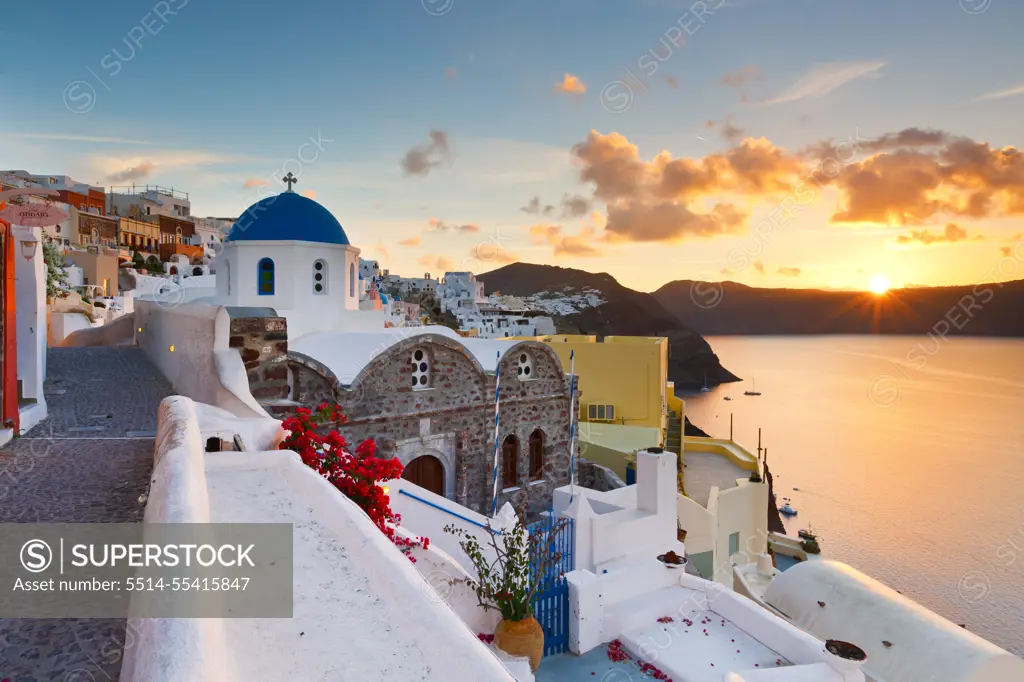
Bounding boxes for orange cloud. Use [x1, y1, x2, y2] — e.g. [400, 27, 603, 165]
[894, 223, 981, 246]
[529, 224, 603, 257]
[417, 254, 454, 271]
[569, 127, 1024, 244]
[554, 73, 587, 95]
[242, 178, 264, 188]
[427, 217, 481, 233]
[569, 130, 809, 242]
[777, 266, 802, 277]
[107, 161, 155, 183]
[824, 136, 1024, 225]
[301, 190, 317, 199]
[399, 236, 421, 247]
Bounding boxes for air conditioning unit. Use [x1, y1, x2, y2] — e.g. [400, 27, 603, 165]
[587, 404, 616, 422]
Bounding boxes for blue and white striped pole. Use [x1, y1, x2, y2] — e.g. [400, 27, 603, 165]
[491, 350, 503, 516]
[568, 349, 578, 504]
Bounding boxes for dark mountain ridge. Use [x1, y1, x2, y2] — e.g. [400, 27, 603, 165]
[476, 263, 739, 388]
[653, 279, 1024, 336]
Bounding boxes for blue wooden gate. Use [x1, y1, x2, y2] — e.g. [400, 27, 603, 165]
[528, 515, 574, 657]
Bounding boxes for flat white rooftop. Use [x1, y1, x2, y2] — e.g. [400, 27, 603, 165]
[684, 451, 746, 507]
[203, 450, 514, 681]
[620, 588, 791, 681]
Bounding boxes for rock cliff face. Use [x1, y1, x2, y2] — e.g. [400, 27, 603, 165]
[476, 263, 739, 388]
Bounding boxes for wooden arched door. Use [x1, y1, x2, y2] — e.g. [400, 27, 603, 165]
[402, 454, 444, 496]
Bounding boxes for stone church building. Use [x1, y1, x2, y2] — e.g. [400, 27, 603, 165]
[215, 182, 577, 516]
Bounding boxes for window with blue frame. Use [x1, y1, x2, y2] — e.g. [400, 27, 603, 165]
[258, 258, 275, 295]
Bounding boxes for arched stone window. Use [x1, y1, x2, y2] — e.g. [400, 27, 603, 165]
[410, 347, 430, 389]
[516, 351, 533, 380]
[169, 265, 178, 275]
[349, 262, 356, 298]
[258, 257, 275, 295]
[529, 429, 545, 479]
[502, 434, 519, 488]
[313, 259, 328, 295]
[192, 266, 202, 276]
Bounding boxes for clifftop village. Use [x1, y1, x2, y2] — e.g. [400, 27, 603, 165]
[2, 170, 1021, 682]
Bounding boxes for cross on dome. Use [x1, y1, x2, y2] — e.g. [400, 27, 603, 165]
[283, 172, 298, 192]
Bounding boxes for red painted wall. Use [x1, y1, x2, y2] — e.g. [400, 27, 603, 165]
[0, 217, 17, 430]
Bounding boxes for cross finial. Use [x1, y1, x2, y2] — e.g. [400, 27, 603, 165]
[282, 172, 298, 192]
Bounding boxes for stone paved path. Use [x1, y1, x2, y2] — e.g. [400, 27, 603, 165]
[0, 348, 171, 681]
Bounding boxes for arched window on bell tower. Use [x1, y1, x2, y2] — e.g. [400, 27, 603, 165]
[258, 257, 275, 295]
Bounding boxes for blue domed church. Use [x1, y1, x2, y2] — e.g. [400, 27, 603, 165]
[214, 175, 370, 339]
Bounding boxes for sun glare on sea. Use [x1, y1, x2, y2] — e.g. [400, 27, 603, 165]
[869, 274, 891, 295]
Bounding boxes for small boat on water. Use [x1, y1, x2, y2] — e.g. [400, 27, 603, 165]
[779, 498, 798, 516]
[700, 372, 712, 393]
[743, 378, 761, 396]
[798, 528, 818, 541]
[724, 396, 732, 401]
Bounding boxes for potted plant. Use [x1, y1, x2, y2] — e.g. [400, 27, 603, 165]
[657, 549, 687, 568]
[445, 512, 569, 672]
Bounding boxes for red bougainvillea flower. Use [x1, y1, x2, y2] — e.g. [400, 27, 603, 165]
[280, 403, 428, 560]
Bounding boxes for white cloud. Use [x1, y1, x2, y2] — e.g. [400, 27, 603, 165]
[0, 131, 155, 145]
[759, 60, 887, 106]
[972, 83, 1024, 102]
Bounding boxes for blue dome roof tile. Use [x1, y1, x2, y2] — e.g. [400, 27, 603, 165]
[226, 192, 350, 245]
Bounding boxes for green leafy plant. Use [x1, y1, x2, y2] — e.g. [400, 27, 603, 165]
[43, 241, 70, 300]
[445, 513, 569, 622]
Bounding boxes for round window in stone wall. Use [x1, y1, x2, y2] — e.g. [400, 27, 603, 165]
[410, 348, 431, 389]
[516, 352, 533, 380]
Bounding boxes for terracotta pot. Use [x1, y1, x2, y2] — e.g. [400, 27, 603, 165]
[494, 616, 544, 672]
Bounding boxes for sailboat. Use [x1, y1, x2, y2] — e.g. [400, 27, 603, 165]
[743, 378, 761, 396]
[700, 372, 712, 393]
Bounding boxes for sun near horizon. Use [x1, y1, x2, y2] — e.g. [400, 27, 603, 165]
[869, 274, 892, 295]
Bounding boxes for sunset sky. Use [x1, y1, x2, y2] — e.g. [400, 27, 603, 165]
[2, 0, 1023, 293]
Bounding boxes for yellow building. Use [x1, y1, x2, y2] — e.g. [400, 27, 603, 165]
[521, 335, 677, 479]
[118, 216, 160, 254]
[531, 335, 668, 429]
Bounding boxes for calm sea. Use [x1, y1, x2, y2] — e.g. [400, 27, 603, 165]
[681, 336, 1024, 656]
